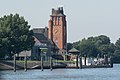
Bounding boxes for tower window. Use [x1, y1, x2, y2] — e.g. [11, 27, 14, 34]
[57, 16, 60, 25]
[52, 17, 54, 21]
[57, 16, 60, 20]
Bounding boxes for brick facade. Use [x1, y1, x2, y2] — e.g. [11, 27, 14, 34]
[48, 7, 67, 53]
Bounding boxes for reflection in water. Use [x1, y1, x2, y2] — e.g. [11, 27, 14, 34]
[0, 64, 120, 80]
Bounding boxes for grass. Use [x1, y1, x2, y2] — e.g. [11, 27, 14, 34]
[53, 60, 75, 63]
[0, 60, 75, 63]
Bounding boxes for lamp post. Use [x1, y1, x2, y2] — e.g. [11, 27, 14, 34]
[24, 54, 27, 72]
[41, 53, 43, 71]
[50, 56, 53, 71]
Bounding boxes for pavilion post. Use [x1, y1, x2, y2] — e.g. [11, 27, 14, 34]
[79, 57, 82, 69]
[84, 55, 86, 66]
[104, 55, 108, 65]
[76, 55, 79, 68]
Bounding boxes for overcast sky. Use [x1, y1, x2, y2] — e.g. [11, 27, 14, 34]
[0, 0, 120, 43]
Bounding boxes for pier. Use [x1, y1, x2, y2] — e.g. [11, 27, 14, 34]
[0, 57, 113, 71]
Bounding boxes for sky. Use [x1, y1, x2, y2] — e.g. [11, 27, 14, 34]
[0, 0, 120, 43]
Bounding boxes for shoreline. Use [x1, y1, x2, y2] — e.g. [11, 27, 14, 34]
[0, 60, 113, 70]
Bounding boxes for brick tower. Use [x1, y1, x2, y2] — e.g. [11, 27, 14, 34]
[48, 7, 67, 54]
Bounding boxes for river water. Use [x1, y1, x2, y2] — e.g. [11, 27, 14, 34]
[0, 64, 120, 80]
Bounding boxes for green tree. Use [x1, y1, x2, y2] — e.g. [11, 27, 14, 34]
[72, 40, 80, 50]
[93, 35, 112, 57]
[0, 14, 34, 58]
[67, 43, 73, 51]
[112, 38, 120, 63]
[114, 38, 120, 56]
[115, 38, 120, 49]
[79, 38, 98, 57]
[98, 43, 115, 57]
[97, 35, 110, 44]
[71, 35, 113, 58]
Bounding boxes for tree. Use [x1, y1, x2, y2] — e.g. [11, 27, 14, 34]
[111, 38, 120, 63]
[79, 38, 98, 57]
[98, 44, 115, 57]
[72, 40, 80, 50]
[71, 35, 113, 58]
[67, 43, 73, 51]
[96, 35, 110, 44]
[93, 35, 112, 57]
[0, 14, 34, 58]
[114, 38, 120, 56]
[115, 38, 120, 49]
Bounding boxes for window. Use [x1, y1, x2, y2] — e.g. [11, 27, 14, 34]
[57, 16, 60, 20]
[52, 17, 54, 21]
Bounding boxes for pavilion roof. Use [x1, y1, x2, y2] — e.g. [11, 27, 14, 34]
[68, 48, 80, 53]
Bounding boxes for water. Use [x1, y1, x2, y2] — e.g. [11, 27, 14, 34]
[0, 64, 120, 80]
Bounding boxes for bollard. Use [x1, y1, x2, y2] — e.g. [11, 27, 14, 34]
[79, 57, 82, 69]
[110, 56, 113, 67]
[24, 55, 27, 72]
[104, 55, 108, 65]
[50, 57, 53, 71]
[41, 55, 43, 71]
[13, 54, 16, 72]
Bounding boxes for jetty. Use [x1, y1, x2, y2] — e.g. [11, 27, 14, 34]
[0, 59, 113, 71]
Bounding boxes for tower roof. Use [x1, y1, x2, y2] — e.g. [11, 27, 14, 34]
[51, 7, 65, 16]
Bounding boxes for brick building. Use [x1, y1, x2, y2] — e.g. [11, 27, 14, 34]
[25, 7, 67, 60]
